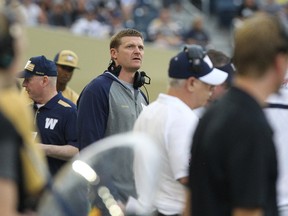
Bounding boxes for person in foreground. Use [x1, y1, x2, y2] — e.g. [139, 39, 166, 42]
[186, 13, 288, 216]
[0, 6, 49, 215]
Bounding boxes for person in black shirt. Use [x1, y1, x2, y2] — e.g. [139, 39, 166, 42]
[185, 13, 288, 216]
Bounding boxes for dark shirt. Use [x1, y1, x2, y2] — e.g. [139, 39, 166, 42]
[33, 92, 78, 176]
[183, 29, 210, 48]
[237, 4, 259, 19]
[189, 87, 278, 216]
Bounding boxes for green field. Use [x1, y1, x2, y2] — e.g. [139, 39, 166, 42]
[24, 26, 179, 102]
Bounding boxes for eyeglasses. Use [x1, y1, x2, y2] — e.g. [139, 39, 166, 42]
[59, 65, 74, 72]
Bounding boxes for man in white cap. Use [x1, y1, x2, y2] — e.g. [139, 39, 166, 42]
[129, 44, 227, 216]
[54, 50, 79, 104]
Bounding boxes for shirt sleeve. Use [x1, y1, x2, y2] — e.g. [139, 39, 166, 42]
[64, 107, 78, 148]
[77, 78, 110, 150]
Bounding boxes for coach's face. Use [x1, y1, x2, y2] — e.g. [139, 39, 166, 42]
[192, 78, 214, 108]
[22, 75, 45, 103]
[56, 64, 74, 86]
[111, 36, 144, 73]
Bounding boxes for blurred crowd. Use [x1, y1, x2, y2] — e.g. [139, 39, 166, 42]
[7, 0, 288, 50]
[8, 0, 211, 50]
[209, 0, 288, 29]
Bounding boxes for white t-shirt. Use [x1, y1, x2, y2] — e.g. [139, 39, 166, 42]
[132, 93, 199, 215]
[265, 80, 288, 208]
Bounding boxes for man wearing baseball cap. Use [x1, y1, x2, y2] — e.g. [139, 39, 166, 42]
[54, 50, 79, 104]
[129, 45, 227, 215]
[19, 55, 79, 176]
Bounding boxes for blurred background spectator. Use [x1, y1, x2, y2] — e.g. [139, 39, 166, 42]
[47, 0, 74, 27]
[70, 2, 110, 38]
[129, 0, 158, 41]
[120, 0, 137, 23]
[232, 0, 260, 28]
[10, 0, 288, 54]
[261, 0, 282, 15]
[147, 7, 183, 49]
[169, 0, 194, 32]
[22, 0, 47, 26]
[182, 15, 210, 49]
[236, 0, 259, 20]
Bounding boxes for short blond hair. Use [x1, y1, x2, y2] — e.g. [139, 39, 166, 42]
[110, 29, 143, 49]
[233, 13, 288, 77]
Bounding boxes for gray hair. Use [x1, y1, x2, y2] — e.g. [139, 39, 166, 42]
[168, 78, 187, 88]
[48, 76, 57, 87]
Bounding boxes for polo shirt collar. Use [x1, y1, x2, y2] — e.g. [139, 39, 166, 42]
[34, 92, 62, 110]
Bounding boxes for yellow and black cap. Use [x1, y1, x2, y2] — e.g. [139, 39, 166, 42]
[54, 50, 79, 68]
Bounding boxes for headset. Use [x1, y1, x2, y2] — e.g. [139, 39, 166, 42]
[133, 71, 151, 89]
[0, 8, 16, 69]
[107, 60, 151, 89]
[183, 44, 206, 74]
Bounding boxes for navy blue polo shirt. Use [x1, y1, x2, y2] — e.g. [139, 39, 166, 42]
[33, 92, 78, 176]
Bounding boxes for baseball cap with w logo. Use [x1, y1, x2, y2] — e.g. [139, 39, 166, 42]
[19, 55, 57, 78]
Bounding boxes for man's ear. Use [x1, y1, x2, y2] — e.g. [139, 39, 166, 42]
[42, 76, 49, 86]
[186, 77, 196, 92]
[110, 48, 117, 60]
[275, 53, 288, 78]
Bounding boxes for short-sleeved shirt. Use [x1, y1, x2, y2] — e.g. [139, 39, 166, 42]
[189, 87, 278, 216]
[134, 93, 199, 215]
[33, 92, 78, 176]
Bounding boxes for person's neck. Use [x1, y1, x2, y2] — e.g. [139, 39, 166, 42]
[57, 83, 66, 92]
[167, 87, 197, 109]
[234, 76, 273, 106]
[118, 70, 136, 84]
[36, 90, 58, 105]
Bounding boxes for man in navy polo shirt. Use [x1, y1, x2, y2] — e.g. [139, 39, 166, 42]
[19, 55, 79, 176]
